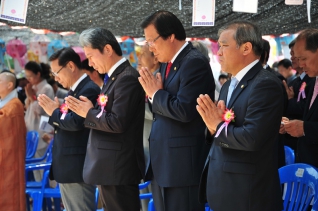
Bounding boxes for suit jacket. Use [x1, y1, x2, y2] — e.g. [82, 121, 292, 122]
[298, 78, 318, 167]
[48, 76, 100, 183]
[83, 60, 145, 185]
[199, 62, 283, 211]
[286, 74, 314, 120]
[147, 42, 215, 187]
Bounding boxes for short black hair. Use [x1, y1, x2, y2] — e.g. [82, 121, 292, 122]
[49, 47, 82, 69]
[296, 28, 318, 53]
[288, 39, 296, 49]
[79, 28, 122, 56]
[81, 59, 105, 80]
[24, 61, 51, 80]
[141, 10, 186, 41]
[218, 74, 228, 80]
[260, 39, 270, 64]
[277, 59, 292, 69]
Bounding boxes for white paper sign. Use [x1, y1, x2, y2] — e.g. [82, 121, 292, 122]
[233, 0, 258, 14]
[192, 0, 215, 26]
[39, 116, 54, 133]
[296, 168, 305, 177]
[285, 0, 304, 5]
[0, 0, 29, 24]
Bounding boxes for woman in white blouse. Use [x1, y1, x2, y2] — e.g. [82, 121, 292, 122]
[24, 61, 54, 181]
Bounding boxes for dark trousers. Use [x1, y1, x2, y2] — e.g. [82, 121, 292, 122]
[98, 184, 140, 211]
[151, 178, 205, 211]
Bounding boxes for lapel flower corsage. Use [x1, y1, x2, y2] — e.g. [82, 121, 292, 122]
[297, 82, 306, 102]
[60, 103, 68, 120]
[96, 94, 108, 118]
[215, 108, 235, 138]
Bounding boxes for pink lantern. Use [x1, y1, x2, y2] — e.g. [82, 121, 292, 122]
[72, 46, 86, 62]
[6, 38, 27, 68]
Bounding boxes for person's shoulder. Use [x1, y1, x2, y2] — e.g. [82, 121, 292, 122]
[1, 98, 24, 115]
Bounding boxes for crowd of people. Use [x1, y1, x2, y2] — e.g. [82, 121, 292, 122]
[1, 9, 318, 211]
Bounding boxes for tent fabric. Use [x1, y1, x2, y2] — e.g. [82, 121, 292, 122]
[0, 0, 317, 38]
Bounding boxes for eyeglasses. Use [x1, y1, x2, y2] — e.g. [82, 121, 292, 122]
[146, 35, 161, 47]
[51, 62, 68, 77]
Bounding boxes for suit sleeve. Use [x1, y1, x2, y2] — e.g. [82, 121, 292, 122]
[215, 77, 284, 151]
[152, 57, 215, 123]
[48, 86, 100, 131]
[84, 75, 144, 133]
[304, 121, 318, 144]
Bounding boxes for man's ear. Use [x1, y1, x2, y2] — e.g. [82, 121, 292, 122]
[104, 44, 114, 56]
[242, 42, 253, 56]
[7, 81, 14, 90]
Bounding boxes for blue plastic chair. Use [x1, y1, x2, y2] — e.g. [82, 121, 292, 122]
[284, 146, 295, 165]
[26, 170, 61, 211]
[279, 163, 318, 211]
[26, 131, 39, 159]
[26, 139, 54, 164]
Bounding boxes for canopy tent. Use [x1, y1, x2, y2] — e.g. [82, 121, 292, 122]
[0, 0, 317, 39]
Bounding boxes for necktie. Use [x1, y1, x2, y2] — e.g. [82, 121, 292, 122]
[104, 74, 109, 85]
[67, 89, 74, 96]
[309, 78, 318, 108]
[227, 77, 238, 107]
[165, 62, 172, 79]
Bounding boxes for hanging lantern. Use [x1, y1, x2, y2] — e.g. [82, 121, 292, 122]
[47, 39, 69, 58]
[0, 39, 6, 71]
[29, 34, 51, 63]
[72, 46, 86, 62]
[120, 37, 137, 68]
[6, 38, 27, 70]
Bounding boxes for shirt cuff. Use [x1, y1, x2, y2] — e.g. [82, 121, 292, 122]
[148, 90, 159, 104]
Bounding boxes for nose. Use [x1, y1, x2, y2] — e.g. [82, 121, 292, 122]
[88, 59, 94, 67]
[217, 47, 222, 56]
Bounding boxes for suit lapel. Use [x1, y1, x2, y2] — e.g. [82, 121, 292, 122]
[304, 84, 317, 119]
[164, 42, 193, 89]
[72, 75, 90, 98]
[227, 62, 262, 108]
[101, 60, 130, 94]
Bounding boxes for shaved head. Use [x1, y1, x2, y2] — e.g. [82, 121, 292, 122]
[0, 72, 17, 99]
[0, 72, 16, 88]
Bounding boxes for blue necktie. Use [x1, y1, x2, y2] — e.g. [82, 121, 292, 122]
[227, 77, 238, 107]
[104, 74, 109, 85]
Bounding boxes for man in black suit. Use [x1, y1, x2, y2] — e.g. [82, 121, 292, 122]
[38, 47, 100, 210]
[65, 28, 145, 211]
[138, 10, 215, 211]
[197, 21, 284, 211]
[280, 39, 314, 154]
[284, 29, 318, 167]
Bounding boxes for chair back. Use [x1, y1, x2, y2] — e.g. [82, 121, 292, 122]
[279, 163, 318, 211]
[45, 139, 54, 163]
[26, 131, 39, 159]
[284, 146, 295, 165]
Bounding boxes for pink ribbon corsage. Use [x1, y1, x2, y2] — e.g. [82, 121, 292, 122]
[215, 108, 235, 138]
[60, 103, 68, 120]
[96, 94, 108, 118]
[297, 82, 306, 102]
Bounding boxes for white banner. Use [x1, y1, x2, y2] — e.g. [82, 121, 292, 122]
[233, 0, 258, 14]
[0, 0, 29, 24]
[192, 0, 215, 26]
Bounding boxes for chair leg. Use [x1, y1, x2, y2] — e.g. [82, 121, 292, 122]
[148, 199, 155, 211]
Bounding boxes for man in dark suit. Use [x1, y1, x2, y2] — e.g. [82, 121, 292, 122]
[138, 10, 215, 211]
[281, 39, 314, 154]
[38, 47, 100, 210]
[65, 28, 145, 211]
[284, 29, 318, 168]
[197, 21, 284, 211]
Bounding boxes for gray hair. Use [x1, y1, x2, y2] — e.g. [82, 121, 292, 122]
[218, 20, 263, 56]
[0, 72, 16, 88]
[191, 41, 210, 62]
[79, 27, 122, 56]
